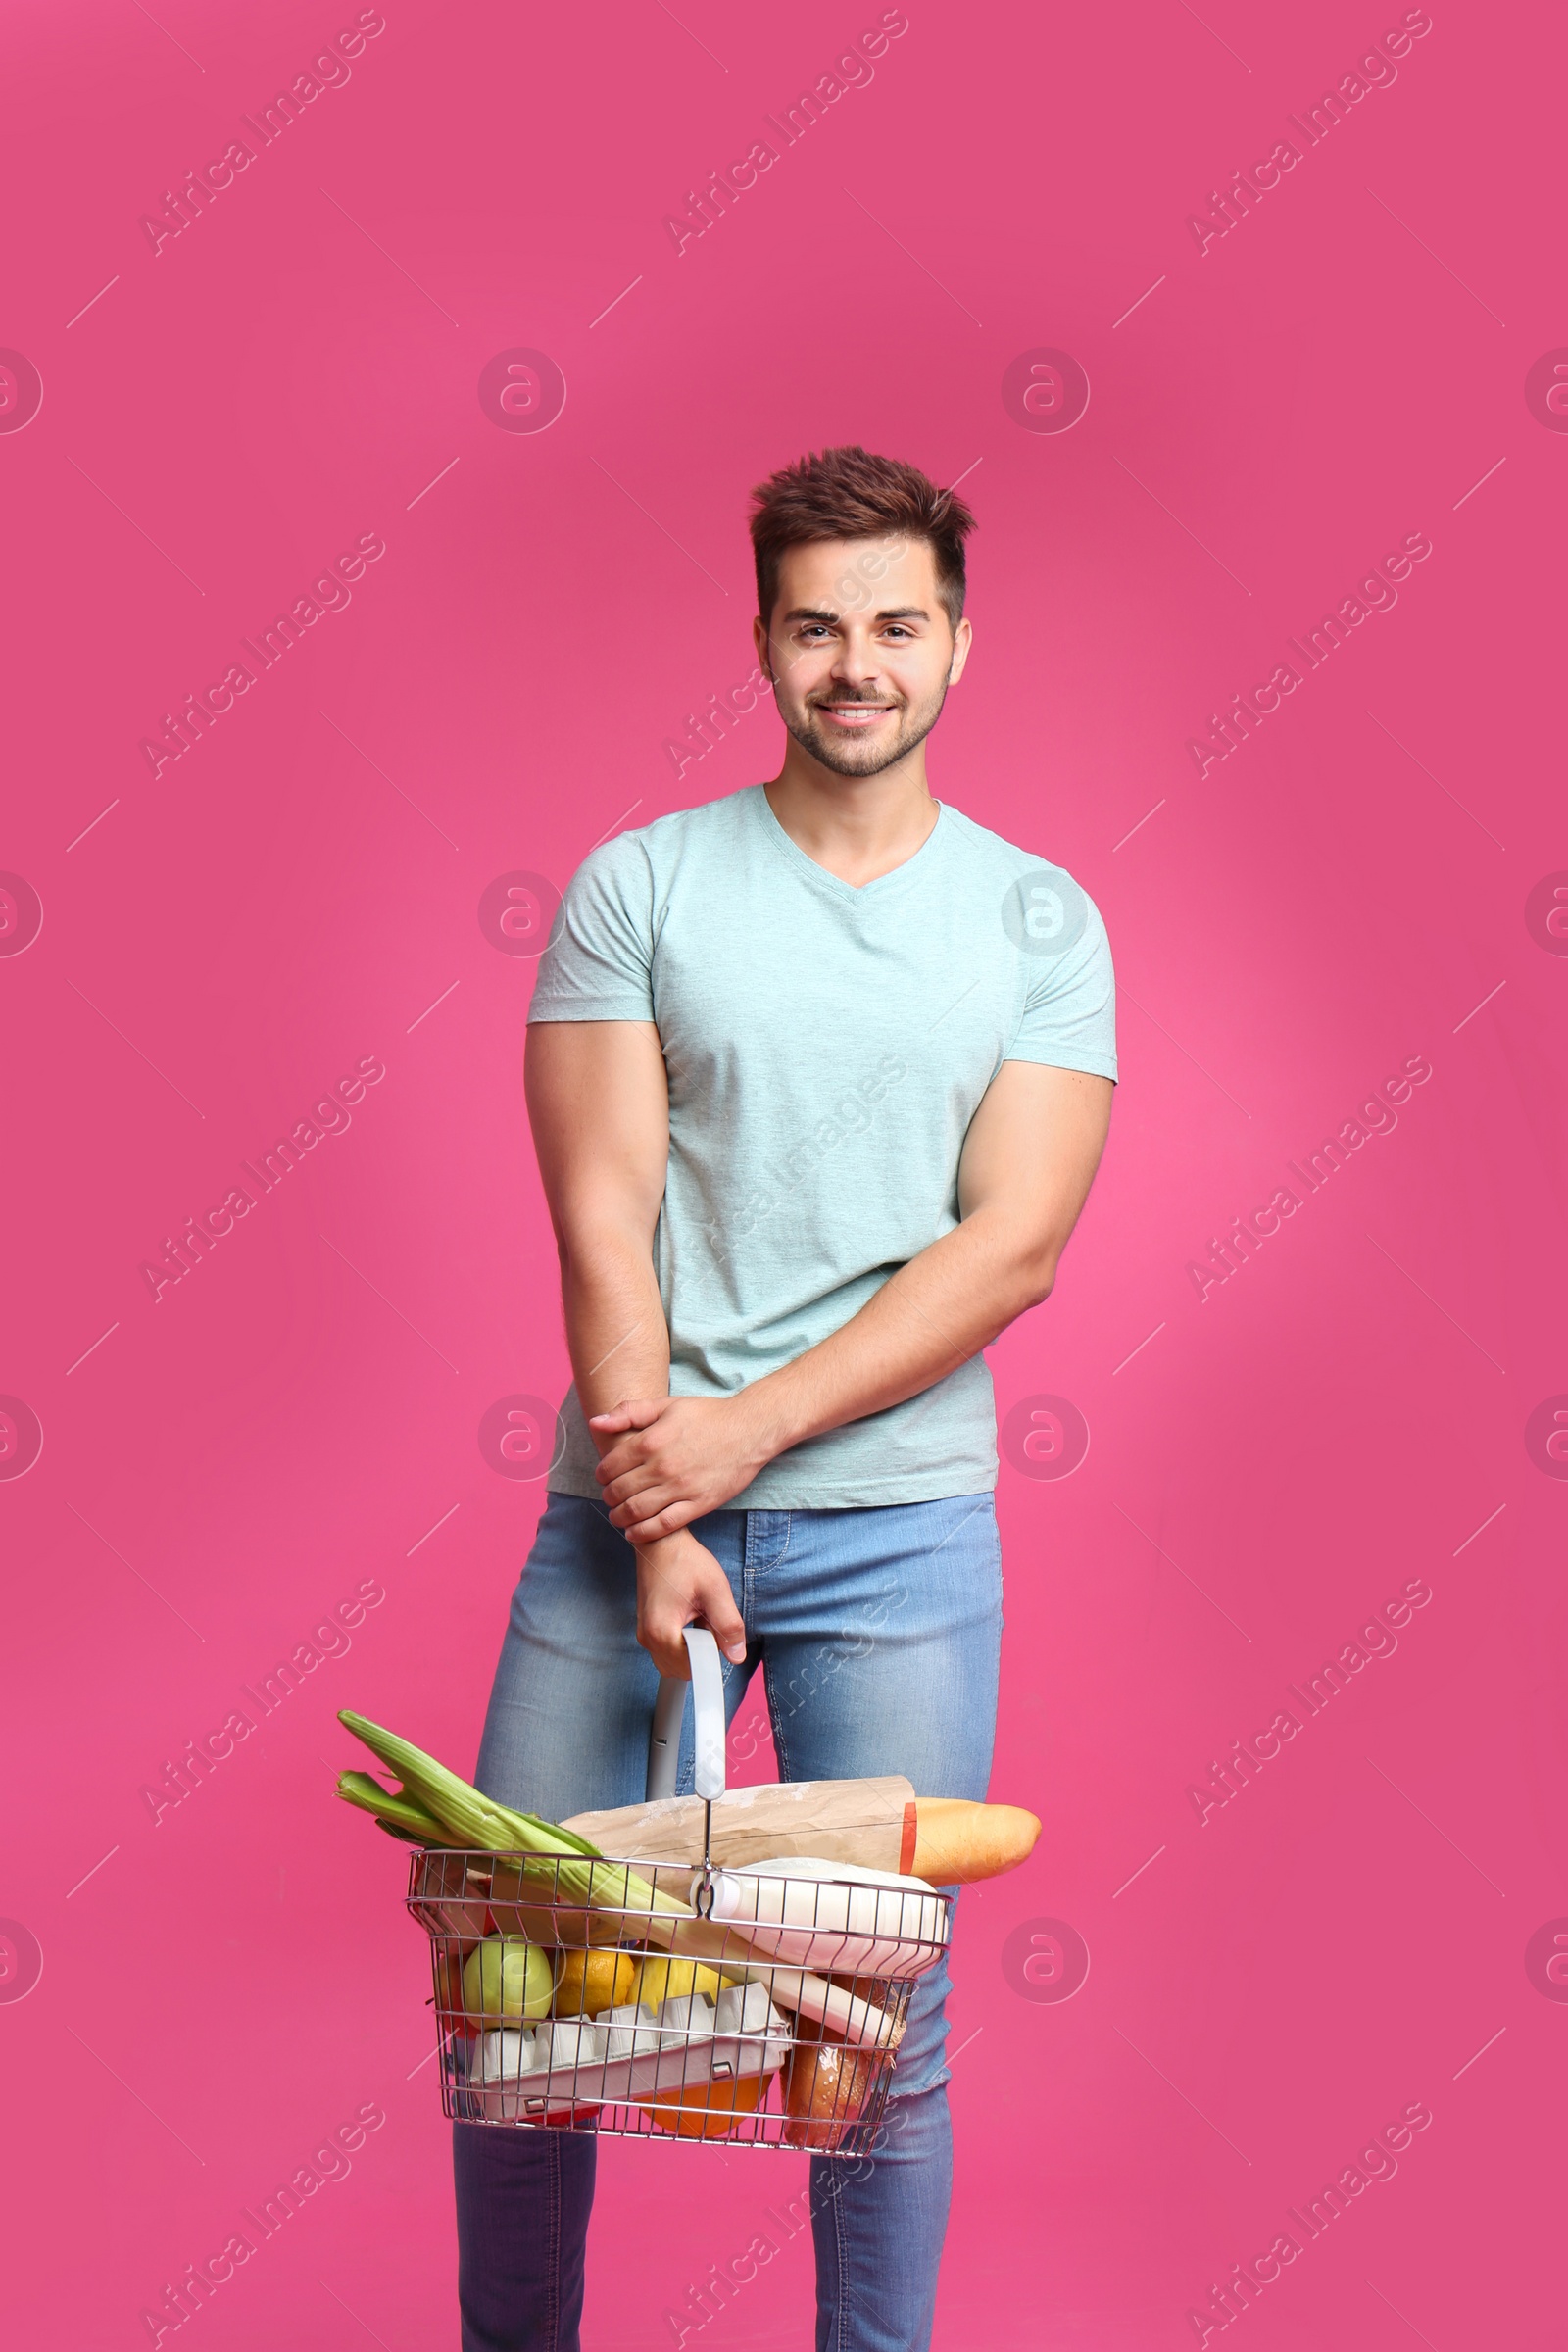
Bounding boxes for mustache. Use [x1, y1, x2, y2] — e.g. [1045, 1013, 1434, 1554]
[811, 695, 902, 709]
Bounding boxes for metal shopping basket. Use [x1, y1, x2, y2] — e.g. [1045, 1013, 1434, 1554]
[405, 1630, 953, 2153]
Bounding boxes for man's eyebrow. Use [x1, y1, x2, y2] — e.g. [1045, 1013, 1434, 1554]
[780, 605, 932, 624]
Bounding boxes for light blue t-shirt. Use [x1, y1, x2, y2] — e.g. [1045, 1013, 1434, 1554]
[529, 784, 1116, 1507]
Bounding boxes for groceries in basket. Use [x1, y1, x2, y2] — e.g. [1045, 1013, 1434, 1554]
[335, 1687, 1040, 2150]
[782, 1973, 897, 2151]
[562, 1784, 1043, 1886]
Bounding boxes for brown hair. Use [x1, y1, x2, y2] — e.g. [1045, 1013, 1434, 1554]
[748, 445, 975, 633]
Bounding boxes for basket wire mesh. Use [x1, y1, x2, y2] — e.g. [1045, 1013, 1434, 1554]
[406, 1846, 951, 2155]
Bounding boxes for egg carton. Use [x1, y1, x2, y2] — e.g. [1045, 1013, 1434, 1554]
[458, 1983, 790, 2123]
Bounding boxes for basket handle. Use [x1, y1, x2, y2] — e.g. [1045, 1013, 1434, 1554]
[645, 1625, 727, 1804]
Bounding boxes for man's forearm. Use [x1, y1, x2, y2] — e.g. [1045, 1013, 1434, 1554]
[561, 1237, 747, 1662]
[559, 1238, 671, 1440]
[736, 1207, 1054, 1458]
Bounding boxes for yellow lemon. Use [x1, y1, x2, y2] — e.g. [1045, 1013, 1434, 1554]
[632, 1954, 724, 2009]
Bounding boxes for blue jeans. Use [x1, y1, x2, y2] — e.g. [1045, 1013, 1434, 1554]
[454, 1491, 1003, 2352]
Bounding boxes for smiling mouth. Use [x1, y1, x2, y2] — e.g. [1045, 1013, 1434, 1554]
[815, 704, 898, 727]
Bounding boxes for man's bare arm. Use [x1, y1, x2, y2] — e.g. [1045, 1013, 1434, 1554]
[594, 1061, 1113, 1539]
[526, 1020, 672, 1413]
[525, 1020, 747, 1672]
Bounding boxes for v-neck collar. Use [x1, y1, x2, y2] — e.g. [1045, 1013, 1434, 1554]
[747, 783, 948, 906]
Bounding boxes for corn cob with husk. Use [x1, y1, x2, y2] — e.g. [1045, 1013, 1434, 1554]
[336, 1710, 899, 2049]
[337, 1770, 451, 1844]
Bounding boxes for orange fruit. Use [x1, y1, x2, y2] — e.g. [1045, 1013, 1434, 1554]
[641, 2072, 764, 2141]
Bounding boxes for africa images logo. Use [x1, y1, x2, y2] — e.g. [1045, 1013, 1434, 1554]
[0, 873, 44, 955]
[476, 350, 567, 434]
[0, 1397, 45, 1481]
[1002, 1917, 1090, 2002]
[1001, 350, 1091, 435]
[1001, 1396, 1090, 1481]
[478, 1396, 567, 1481]
[0, 1919, 44, 2003]
[0, 350, 44, 434]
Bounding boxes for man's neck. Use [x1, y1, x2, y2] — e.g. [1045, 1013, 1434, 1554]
[763, 752, 941, 889]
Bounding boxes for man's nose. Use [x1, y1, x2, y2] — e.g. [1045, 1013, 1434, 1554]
[831, 634, 881, 688]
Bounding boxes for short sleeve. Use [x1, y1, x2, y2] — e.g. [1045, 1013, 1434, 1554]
[1004, 891, 1118, 1081]
[528, 833, 657, 1025]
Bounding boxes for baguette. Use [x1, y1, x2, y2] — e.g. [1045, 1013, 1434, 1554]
[904, 1798, 1041, 1885]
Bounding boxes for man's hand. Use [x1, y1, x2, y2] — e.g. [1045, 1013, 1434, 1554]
[635, 1528, 748, 1677]
[591, 1396, 771, 1541]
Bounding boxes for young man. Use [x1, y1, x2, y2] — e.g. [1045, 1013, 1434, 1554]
[458, 446, 1116, 2350]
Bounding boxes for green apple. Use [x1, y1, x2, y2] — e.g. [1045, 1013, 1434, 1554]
[461, 1937, 556, 2023]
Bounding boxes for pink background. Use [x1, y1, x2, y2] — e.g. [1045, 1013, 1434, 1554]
[3, 0, 1565, 2344]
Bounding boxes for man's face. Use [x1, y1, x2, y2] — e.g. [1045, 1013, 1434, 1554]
[755, 536, 971, 780]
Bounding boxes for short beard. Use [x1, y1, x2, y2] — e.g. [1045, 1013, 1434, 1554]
[779, 683, 950, 780]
